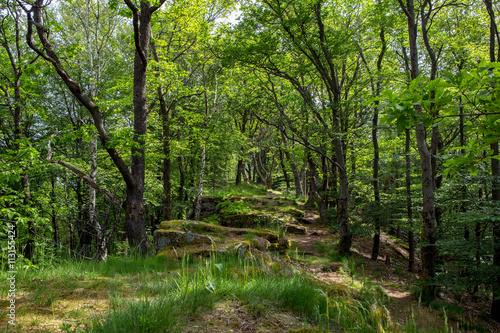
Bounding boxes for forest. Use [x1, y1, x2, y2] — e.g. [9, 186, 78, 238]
[1, 0, 500, 332]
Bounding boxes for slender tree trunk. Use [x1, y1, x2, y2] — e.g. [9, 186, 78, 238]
[399, 0, 437, 299]
[236, 160, 244, 185]
[371, 98, 381, 261]
[279, 149, 291, 191]
[491, 142, 500, 321]
[194, 143, 206, 220]
[483, 0, 500, 320]
[370, 27, 385, 259]
[89, 136, 107, 260]
[307, 154, 328, 222]
[160, 90, 172, 221]
[333, 117, 351, 255]
[406, 129, 415, 272]
[50, 176, 59, 247]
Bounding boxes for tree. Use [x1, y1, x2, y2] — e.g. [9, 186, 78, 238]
[19, 0, 167, 254]
[0, 0, 39, 261]
[396, 0, 439, 300]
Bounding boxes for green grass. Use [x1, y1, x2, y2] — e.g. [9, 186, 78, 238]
[3, 246, 457, 332]
[216, 199, 253, 216]
[205, 183, 268, 199]
[88, 253, 411, 332]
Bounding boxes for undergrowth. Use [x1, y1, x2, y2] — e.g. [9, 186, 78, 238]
[205, 183, 267, 199]
[0, 250, 458, 333]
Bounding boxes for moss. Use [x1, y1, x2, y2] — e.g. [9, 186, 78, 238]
[154, 229, 214, 250]
[158, 220, 279, 242]
[223, 240, 252, 257]
[288, 328, 327, 333]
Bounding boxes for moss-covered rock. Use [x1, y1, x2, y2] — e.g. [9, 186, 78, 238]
[154, 229, 214, 251]
[156, 245, 213, 259]
[221, 214, 271, 228]
[222, 241, 252, 258]
[283, 223, 308, 235]
[287, 208, 305, 218]
[158, 220, 279, 243]
[249, 237, 271, 251]
[270, 237, 291, 251]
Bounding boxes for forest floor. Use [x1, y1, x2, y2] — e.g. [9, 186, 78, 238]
[1, 190, 499, 332]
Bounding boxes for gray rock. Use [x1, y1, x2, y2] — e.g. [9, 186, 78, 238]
[283, 223, 308, 235]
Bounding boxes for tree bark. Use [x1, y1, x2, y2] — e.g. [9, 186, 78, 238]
[491, 142, 500, 321]
[406, 129, 415, 272]
[398, 0, 437, 299]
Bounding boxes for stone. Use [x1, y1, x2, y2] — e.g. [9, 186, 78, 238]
[188, 196, 223, 219]
[157, 220, 280, 243]
[221, 214, 270, 228]
[298, 217, 315, 224]
[288, 209, 305, 218]
[154, 229, 213, 252]
[283, 223, 308, 235]
[270, 237, 291, 251]
[249, 237, 271, 251]
[222, 241, 252, 258]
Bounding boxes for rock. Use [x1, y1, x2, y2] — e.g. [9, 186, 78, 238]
[298, 217, 315, 224]
[158, 220, 280, 243]
[249, 237, 271, 251]
[221, 241, 252, 258]
[270, 237, 291, 251]
[283, 223, 308, 235]
[154, 229, 213, 252]
[221, 214, 270, 228]
[288, 209, 305, 218]
[311, 231, 319, 236]
[188, 196, 223, 219]
[279, 237, 292, 249]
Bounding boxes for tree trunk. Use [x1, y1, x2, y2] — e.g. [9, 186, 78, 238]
[306, 154, 328, 222]
[50, 175, 60, 247]
[399, 0, 437, 299]
[279, 150, 291, 191]
[236, 159, 244, 185]
[194, 143, 206, 220]
[491, 142, 500, 321]
[333, 117, 351, 256]
[371, 97, 381, 261]
[89, 136, 107, 260]
[406, 129, 415, 272]
[160, 90, 172, 221]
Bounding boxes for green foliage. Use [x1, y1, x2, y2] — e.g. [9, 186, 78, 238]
[206, 183, 268, 199]
[216, 199, 252, 216]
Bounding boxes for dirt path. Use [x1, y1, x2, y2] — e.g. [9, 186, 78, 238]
[284, 208, 500, 333]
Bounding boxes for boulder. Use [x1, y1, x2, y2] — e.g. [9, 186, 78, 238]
[154, 229, 213, 252]
[188, 196, 223, 219]
[221, 214, 271, 228]
[270, 237, 291, 251]
[283, 223, 308, 235]
[288, 209, 305, 218]
[221, 241, 252, 258]
[298, 217, 316, 224]
[157, 220, 280, 244]
[249, 237, 271, 251]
